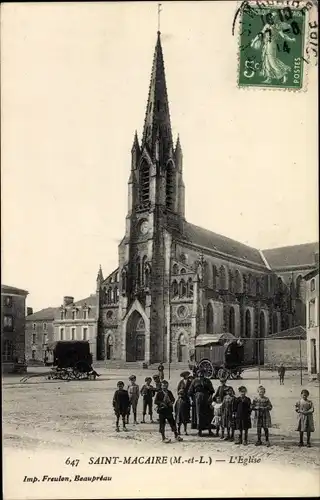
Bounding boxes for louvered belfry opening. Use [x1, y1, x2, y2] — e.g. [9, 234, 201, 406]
[166, 162, 175, 210]
[140, 162, 150, 206]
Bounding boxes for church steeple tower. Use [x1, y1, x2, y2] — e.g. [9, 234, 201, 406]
[141, 31, 173, 162]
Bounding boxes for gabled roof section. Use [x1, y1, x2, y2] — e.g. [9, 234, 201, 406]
[141, 32, 173, 160]
[2, 284, 28, 296]
[262, 242, 319, 269]
[268, 326, 306, 339]
[303, 267, 319, 281]
[26, 307, 59, 321]
[73, 295, 97, 307]
[182, 222, 266, 266]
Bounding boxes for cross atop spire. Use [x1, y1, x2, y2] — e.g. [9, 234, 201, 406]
[141, 30, 173, 162]
[157, 3, 162, 33]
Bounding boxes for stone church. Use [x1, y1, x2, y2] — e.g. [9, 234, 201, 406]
[95, 32, 318, 366]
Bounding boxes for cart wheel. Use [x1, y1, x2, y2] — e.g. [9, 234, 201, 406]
[218, 367, 229, 380]
[198, 359, 214, 379]
[61, 370, 69, 380]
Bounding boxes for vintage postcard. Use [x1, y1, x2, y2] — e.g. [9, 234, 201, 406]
[1, 1, 319, 499]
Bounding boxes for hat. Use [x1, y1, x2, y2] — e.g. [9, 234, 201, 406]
[129, 375, 136, 381]
[145, 376, 152, 383]
[117, 380, 124, 387]
[180, 371, 190, 378]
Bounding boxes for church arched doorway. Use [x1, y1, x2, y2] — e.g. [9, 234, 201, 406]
[177, 333, 188, 363]
[126, 311, 146, 362]
[105, 334, 114, 360]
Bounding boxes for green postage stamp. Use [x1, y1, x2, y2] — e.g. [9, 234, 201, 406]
[237, 1, 312, 90]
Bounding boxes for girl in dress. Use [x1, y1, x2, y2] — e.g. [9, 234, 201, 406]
[251, 385, 273, 447]
[211, 396, 223, 438]
[221, 386, 237, 441]
[175, 389, 190, 435]
[295, 389, 315, 447]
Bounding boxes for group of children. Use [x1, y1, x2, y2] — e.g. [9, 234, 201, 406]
[112, 371, 315, 447]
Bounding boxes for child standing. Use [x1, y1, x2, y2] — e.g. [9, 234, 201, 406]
[221, 386, 237, 441]
[251, 385, 273, 447]
[278, 364, 286, 385]
[127, 374, 139, 425]
[155, 380, 183, 443]
[295, 389, 315, 447]
[158, 362, 165, 381]
[235, 386, 252, 445]
[175, 389, 190, 436]
[140, 377, 155, 423]
[113, 381, 130, 432]
[211, 396, 223, 438]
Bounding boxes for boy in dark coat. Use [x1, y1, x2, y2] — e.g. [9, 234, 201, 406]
[140, 377, 155, 423]
[235, 386, 252, 445]
[113, 381, 130, 432]
[155, 380, 183, 443]
[278, 364, 286, 385]
[175, 389, 190, 435]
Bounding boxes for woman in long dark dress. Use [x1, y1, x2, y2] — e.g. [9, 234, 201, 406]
[177, 371, 192, 426]
[188, 369, 214, 436]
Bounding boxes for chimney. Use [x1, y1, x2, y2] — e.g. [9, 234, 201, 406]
[27, 307, 33, 316]
[63, 296, 74, 306]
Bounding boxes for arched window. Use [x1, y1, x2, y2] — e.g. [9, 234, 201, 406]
[172, 264, 179, 275]
[141, 256, 148, 286]
[172, 280, 179, 297]
[272, 312, 279, 334]
[277, 277, 283, 293]
[212, 265, 218, 290]
[107, 288, 112, 304]
[136, 257, 141, 287]
[229, 270, 234, 293]
[245, 309, 251, 338]
[113, 287, 119, 303]
[235, 270, 242, 293]
[256, 277, 261, 295]
[296, 275, 303, 298]
[262, 275, 269, 295]
[206, 303, 214, 334]
[121, 269, 127, 294]
[229, 307, 235, 335]
[166, 161, 175, 210]
[187, 278, 193, 298]
[251, 275, 256, 296]
[219, 265, 227, 290]
[311, 279, 315, 292]
[140, 161, 150, 205]
[180, 268, 186, 274]
[115, 272, 119, 282]
[179, 279, 187, 297]
[243, 274, 248, 294]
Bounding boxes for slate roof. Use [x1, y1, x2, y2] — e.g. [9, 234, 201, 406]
[1, 284, 28, 296]
[26, 307, 59, 321]
[182, 222, 266, 266]
[262, 242, 318, 269]
[73, 294, 97, 307]
[268, 326, 306, 339]
[303, 268, 319, 281]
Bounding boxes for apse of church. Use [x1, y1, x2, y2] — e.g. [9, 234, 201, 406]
[94, 31, 314, 365]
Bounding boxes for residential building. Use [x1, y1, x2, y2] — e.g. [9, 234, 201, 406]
[1, 284, 28, 373]
[304, 268, 319, 379]
[25, 307, 58, 364]
[53, 295, 98, 361]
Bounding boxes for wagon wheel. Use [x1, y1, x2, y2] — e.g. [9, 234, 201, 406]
[198, 359, 214, 379]
[230, 369, 239, 380]
[60, 369, 69, 380]
[218, 367, 230, 381]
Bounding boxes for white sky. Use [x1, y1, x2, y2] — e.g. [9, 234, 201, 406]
[1, 1, 318, 311]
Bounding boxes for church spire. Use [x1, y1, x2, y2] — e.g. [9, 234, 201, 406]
[141, 31, 173, 161]
[96, 264, 104, 284]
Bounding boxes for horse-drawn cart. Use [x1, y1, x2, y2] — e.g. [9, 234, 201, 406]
[194, 333, 245, 380]
[21, 341, 99, 383]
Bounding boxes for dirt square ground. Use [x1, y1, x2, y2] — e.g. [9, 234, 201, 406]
[3, 366, 320, 499]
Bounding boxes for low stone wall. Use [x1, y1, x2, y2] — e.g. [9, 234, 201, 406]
[264, 338, 307, 369]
